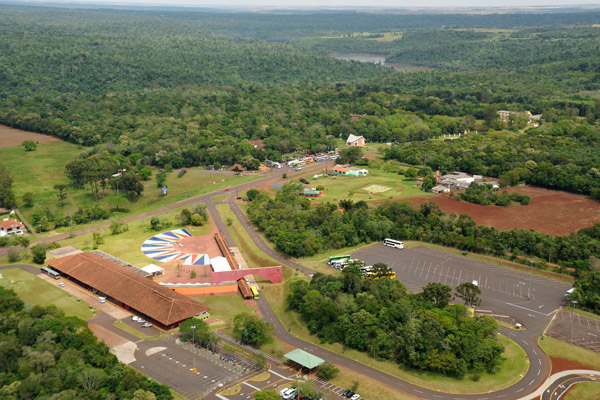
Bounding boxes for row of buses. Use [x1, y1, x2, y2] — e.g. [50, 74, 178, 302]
[326, 238, 402, 280]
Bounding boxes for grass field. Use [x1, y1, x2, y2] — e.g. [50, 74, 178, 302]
[564, 382, 600, 400]
[56, 205, 213, 267]
[310, 168, 432, 205]
[0, 268, 93, 319]
[538, 336, 600, 370]
[215, 204, 279, 270]
[0, 141, 250, 237]
[194, 295, 257, 326]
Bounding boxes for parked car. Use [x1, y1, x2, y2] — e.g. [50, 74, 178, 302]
[132, 316, 140, 322]
[300, 178, 310, 184]
[137, 319, 146, 324]
[342, 390, 351, 397]
[58, 282, 65, 287]
[282, 388, 296, 399]
[141, 323, 153, 328]
[351, 394, 361, 400]
[97, 296, 106, 303]
[345, 391, 354, 398]
[279, 388, 290, 397]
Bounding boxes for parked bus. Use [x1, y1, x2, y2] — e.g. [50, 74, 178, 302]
[327, 255, 352, 266]
[251, 286, 260, 300]
[41, 266, 60, 280]
[383, 238, 404, 249]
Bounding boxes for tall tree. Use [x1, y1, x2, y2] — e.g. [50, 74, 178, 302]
[0, 164, 16, 208]
[455, 282, 481, 307]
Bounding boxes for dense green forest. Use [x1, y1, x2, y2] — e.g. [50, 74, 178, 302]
[0, 286, 172, 400]
[384, 123, 600, 198]
[1, 6, 599, 173]
[288, 273, 502, 377]
[310, 27, 600, 71]
[247, 186, 600, 313]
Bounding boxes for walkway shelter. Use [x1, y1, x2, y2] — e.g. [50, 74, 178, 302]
[284, 349, 325, 371]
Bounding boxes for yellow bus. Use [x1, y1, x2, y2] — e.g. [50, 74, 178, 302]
[251, 286, 260, 300]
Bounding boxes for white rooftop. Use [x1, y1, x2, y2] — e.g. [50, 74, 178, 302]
[211, 256, 232, 272]
[141, 264, 164, 275]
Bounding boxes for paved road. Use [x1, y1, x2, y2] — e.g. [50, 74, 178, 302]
[540, 373, 600, 400]
[209, 196, 567, 400]
[0, 163, 322, 258]
[2, 160, 583, 400]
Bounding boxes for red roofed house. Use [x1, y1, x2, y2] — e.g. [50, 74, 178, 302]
[248, 140, 266, 149]
[330, 166, 350, 176]
[47, 252, 208, 329]
[0, 219, 25, 237]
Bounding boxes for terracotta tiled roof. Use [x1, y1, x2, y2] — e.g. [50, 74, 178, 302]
[47, 252, 207, 326]
[0, 220, 24, 229]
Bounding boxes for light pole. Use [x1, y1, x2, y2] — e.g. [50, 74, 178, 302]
[570, 301, 577, 344]
[528, 259, 535, 300]
[191, 325, 196, 373]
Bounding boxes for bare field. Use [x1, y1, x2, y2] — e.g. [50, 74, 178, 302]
[0, 125, 62, 148]
[404, 185, 600, 236]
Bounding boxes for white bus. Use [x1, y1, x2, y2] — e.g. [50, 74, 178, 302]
[383, 238, 404, 249]
[41, 266, 61, 280]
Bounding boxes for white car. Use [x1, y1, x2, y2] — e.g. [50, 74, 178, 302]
[97, 296, 106, 303]
[137, 319, 146, 324]
[282, 389, 296, 399]
[279, 387, 290, 397]
[58, 282, 65, 287]
[141, 323, 153, 328]
[351, 394, 361, 400]
[132, 316, 141, 322]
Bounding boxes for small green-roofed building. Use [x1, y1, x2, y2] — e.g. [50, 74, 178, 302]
[284, 349, 325, 369]
[303, 189, 321, 197]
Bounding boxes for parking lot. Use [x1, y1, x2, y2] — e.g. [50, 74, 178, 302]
[209, 364, 350, 400]
[352, 245, 572, 333]
[545, 309, 600, 353]
[133, 340, 238, 400]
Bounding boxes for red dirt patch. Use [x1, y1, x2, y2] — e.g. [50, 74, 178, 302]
[0, 124, 62, 148]
[549, 355, 593, 373]
[403, 186, 600, 236]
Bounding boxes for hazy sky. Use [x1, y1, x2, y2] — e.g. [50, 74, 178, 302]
[31, 0, 600, 8]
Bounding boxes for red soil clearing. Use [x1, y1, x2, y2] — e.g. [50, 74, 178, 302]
[403, 186, 600, 236]
[0, 124, 62, 148]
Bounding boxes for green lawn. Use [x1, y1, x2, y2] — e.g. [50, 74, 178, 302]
[311, 169, 431, 205]
[56, 205, 213, 267]
[0, 141, 251, 237]
[564, 382, 600, 400]
[194, 295, 257, 326]
[0, 268, 93, 319]
[215, 204, 279, 270]
[539, 336, 600, 370]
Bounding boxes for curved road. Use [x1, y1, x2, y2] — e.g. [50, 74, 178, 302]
[0, 162, 562, 400]
[207, 192, 558, 400]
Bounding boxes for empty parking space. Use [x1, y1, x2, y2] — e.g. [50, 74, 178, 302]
[545, 310, 600, 353]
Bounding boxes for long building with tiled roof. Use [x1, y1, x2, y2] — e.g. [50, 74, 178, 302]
[47, 251, 208, 329]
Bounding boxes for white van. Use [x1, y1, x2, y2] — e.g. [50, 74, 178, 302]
[565, 288, 575, 297]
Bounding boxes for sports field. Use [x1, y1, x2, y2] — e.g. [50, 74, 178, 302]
[300, 169, 432, 205]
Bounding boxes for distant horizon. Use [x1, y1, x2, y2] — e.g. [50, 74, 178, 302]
[4, 0, 600, 11]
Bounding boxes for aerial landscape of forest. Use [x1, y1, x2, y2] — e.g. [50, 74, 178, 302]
[1, 3, 600, 400]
